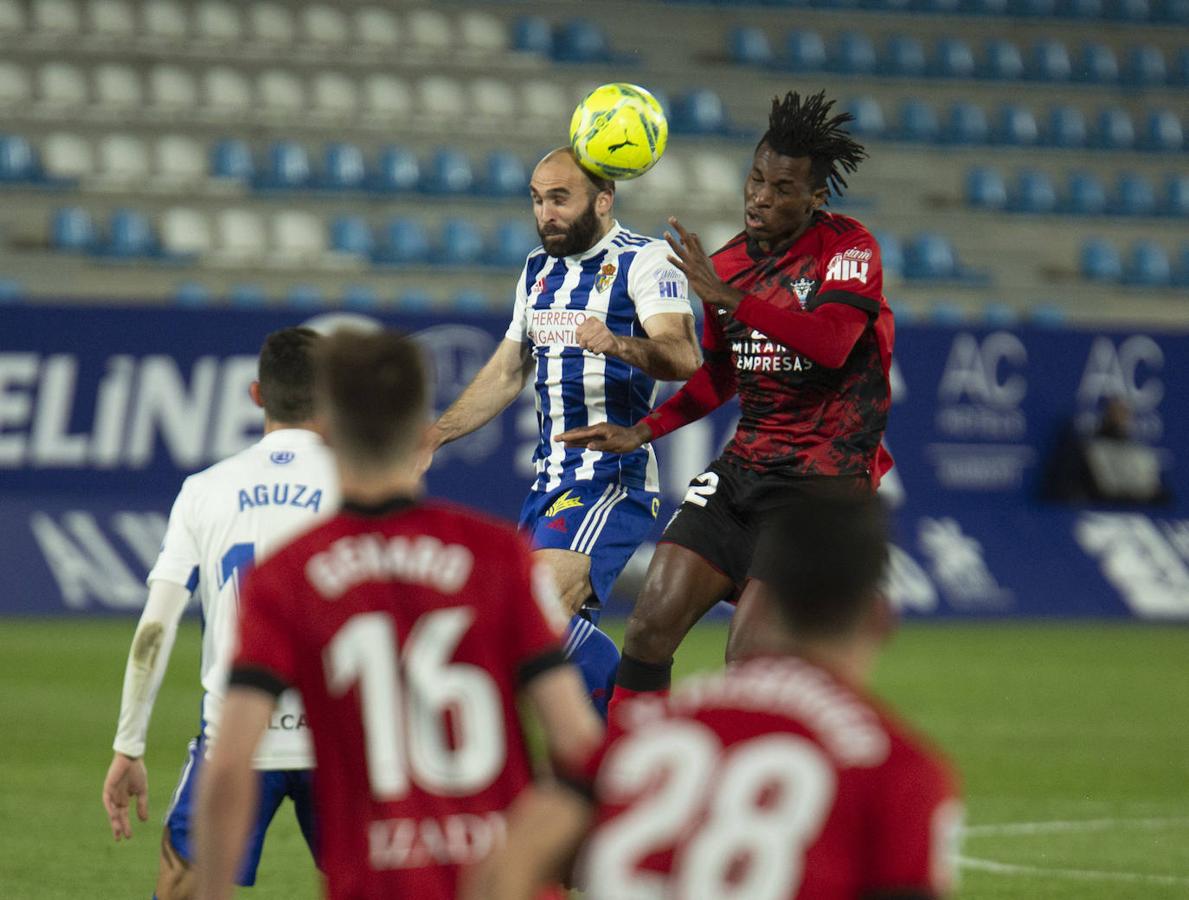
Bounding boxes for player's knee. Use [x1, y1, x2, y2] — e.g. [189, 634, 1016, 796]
[155, 829, 194, 900]
[623, 607, 681, 663]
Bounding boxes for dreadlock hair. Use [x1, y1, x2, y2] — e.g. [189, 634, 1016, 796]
[758, 91, 868, 200]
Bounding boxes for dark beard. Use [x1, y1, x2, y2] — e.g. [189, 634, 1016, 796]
[538, 201, 602, 258]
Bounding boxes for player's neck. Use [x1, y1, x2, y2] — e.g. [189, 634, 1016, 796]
[782, 637, 877, 690]
[262, 418, 317, 436]
[337, 463, 422, 506]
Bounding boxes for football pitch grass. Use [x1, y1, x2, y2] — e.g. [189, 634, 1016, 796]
[2, 617, 1187, 899]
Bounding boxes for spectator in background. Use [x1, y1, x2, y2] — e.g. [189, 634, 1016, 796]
[1046, 397, 1171, 505]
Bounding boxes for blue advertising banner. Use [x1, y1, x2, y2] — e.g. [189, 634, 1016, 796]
[2, 305, 1187, 619]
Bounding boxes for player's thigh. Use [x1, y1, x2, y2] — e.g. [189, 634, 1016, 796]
[532, 548, 593, 615]
[724, 578, 787, 663]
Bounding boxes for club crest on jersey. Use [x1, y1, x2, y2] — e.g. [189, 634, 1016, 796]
[790, 277, 816, 308]
[544, 489, 584, 518]
[270, 451, 295, 465]
[596, 262, 617, 293]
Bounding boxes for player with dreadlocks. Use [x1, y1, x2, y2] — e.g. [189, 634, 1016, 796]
[558, 90, 896, 716]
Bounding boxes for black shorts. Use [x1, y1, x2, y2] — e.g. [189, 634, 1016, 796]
[660, 457, 870, 587]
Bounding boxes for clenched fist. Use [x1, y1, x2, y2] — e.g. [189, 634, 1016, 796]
[576, 318, 622, 357]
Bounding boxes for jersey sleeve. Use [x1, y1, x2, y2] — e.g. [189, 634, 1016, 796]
[146, 477, 201, 592]
[865, 745, 964, 897]
[626, 241, 694, 324]
[814, 227, 884, 314]
[504, 259, 533, 343]
[505, 535, 568, 686]
[229, 562, 298, 698]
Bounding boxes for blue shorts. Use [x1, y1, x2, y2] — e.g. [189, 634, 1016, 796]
[519, 481, 660, 610]
[164, 737, 318, 886]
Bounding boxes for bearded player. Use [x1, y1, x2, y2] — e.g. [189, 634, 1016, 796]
[101, 328, 336, 899]
[559, 91, 894, 710]
[427, 147, 700, 716]
[195, 329, 602, 900]
[477, 495, 962, 900]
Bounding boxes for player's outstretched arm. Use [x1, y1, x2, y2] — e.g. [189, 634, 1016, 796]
[103, 579, 190, 841]
[575, 313, 700, 381]
[555, 420, 652, 454]
[428, 338, 534, 453]
[194, 687, 274, 900]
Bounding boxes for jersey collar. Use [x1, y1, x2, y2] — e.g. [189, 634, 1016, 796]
[342, 496, 418, 517]
[567, 220, 623, 262]
[258, 428, 325, 448]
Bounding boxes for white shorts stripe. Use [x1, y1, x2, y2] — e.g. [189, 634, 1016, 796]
[570, 485, 617, 553]
[164, 737, 199, 823]
[573, 487, 628, 555]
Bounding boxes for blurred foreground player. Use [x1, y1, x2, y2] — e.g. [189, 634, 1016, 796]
[559, 91, 895, 707]
[428, 147, 698, 716]
[195, 329, 602, 900]
[480, 495, 963, 900]
[102, 327, 336, 899]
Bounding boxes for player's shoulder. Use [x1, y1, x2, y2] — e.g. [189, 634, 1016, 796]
[610, 225, 658, 252]
[814, 212, 877, 246]
[870, 701, 957, 789]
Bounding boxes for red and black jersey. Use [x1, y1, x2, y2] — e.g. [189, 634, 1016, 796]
[570, 656, 963, 900]
[646, 212, 895, 482]
[231, 497, 568, 900]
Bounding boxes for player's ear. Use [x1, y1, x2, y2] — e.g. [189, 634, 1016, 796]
[595, 187, 614, 216]
[810, 186, 829, 210]
[249, 380, 264, 410]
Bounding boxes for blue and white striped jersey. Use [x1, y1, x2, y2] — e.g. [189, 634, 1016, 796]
[505, 222, 693, 493]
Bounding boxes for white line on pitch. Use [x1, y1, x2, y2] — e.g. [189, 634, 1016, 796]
[965, 817, 1189, 838]
[959, 855, 1189, 888]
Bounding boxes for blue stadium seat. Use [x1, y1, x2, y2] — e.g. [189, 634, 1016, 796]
[484, 151, 527, 197]
[341, 284, 379, 309]
[1125, 45, 1166, 86]
[931, 38, 976, 79]
[995, 105, 1040, 145]
[843, 96, 885, 137]
[1030, 40, 1073, 81]
[174, 281, 211, 307]
[671, 89, 727, 135]
[872, 231, 903, 276]
[397, 289, 434, 312]
[552, 19, 611, 63]
[512, 16, 552, 55]
[904, 233, 958, 280]
[981, 39, 1024, 80]
[969, 0, 1011, 14]
[1045, 105, 1087, 148]
[881, 35, 927, 77]
[329, 215, 373, 257]
[1143, 110, 1183, 152]
[965, 167, 1008, 210]
[286, 284, 324, 308]
[896, 99, 939, 142]
[1030, 304, 1068, 328]
[1164, 174, 1189, 217]
[729, 26, 773, 66]
[257, 140, 310, 190]
[1064, 0, 1105, 17]
[487, 220, 538, 267]
[51, 207, 96, 252]
[916, 0, 962, 13]
[1094, 108, 1135, 150]
[105, 208, 156, 257]
[1010, 170, 1058, 213]
[375, 217, 430, 265]
[1076, 43, 1118, 84]
[423, 148, 474, 194]
[832, 31, 877, 74]
[785, 30, 827, 72]
[1124, 241, 1171, 285]
[371, 146, 419, 193]
[1176, 48, 1189, 86]
[1110, 0, 1151, 20]
[1080, 238, 1122, 281]
[211, 138, 253, 181]
[942, 102, 989, 145]
[437, 218, 484, 266]
[927, 302, 965, 326]
[452, 288, 490, 312]
[1066, 171, 1108, 215]
[1174, 245, 1189, 287]
[1164, 0, 1189, 24]
[0, 134, 40, 182]
[1012, 0, 1058, 16]
[1114, 173, 1157, 216]
[982, 302, 1019, 328]
[321, 143, 365, 190]
[229, 283, 268, 307]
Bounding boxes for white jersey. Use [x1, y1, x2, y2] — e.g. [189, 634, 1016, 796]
[505, 222, 692, 493]
[148, 429, 338, 769]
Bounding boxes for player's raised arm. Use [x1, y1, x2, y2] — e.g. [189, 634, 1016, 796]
[575, 311, 699, 381]
[102, 564, 192, 840]
[428, 337, 534, 453]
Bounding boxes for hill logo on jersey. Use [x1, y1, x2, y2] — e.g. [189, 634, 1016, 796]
[825, 247, 871, 284]
[270, 451, 295, 465]
[596, 262, 617, 293]
[544, 489, 583, 518]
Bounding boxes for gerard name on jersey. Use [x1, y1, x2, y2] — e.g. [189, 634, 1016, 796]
[305, 533, 474, 599]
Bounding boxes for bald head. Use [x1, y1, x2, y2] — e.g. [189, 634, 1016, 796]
[530, 146, 615, 257]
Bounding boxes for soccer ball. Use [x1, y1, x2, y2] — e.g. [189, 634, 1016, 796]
[569, 83, 668, 180]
